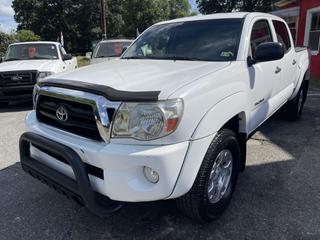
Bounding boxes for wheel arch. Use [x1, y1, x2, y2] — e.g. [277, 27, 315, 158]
[289, 61, 310, 101]
[169, 93, 249, 199]
[191, 92, 249, 140]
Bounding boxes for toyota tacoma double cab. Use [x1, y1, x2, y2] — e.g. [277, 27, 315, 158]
[0, 41, 77, 107]
[20, 13, 310, 222]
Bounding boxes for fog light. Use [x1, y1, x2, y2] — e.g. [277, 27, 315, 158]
[143, 166, 159, 183]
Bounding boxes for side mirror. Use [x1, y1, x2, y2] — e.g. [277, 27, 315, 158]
[85, 52, 92, 59]
[121, 47, 128, 55]
[62, 54, 72, 61]
[0, 57, 4, 63]
[255, 42, 284, 63]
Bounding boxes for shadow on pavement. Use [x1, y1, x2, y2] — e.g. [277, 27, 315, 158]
[0, 96, 319, 240]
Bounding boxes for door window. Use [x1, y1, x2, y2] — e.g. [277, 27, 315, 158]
[273, 20, 292, 52]
[281, 16, 298, 45]
[250, 20, 273, 58]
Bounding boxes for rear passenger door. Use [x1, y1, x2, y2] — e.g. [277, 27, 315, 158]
[248, 19, 282, 132]
[272, 20, 298, 93]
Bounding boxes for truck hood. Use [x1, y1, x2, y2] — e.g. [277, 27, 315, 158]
[50, 59, 231, 99]
[0, 59, 57, 72]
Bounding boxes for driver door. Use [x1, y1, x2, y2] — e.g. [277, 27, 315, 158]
[59, 45, 73, 71]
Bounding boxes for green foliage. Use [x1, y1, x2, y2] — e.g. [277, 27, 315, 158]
[196, 0, 272, 14]
[13, 30, 41, 42]
[12, 0, 191, 52]
[196, 0, 236, 13]
[0, 32, 15, 56]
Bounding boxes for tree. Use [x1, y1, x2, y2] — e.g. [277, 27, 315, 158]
[169, 0, 191, 19]
[196, 0, 236, 14]
[239, 0, 272, 12]
[12, 0, 192, 52]
[14, 30, 41, 42]
[196, 0, 272, 14]
[0, 32, 15, 56]
[121, 0, 190, 38]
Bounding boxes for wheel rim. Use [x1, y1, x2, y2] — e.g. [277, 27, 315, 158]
[207, 149, 233, 204]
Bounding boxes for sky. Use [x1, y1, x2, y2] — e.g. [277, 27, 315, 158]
[0, 0, 198, 34]
[0, 0, 16, 33]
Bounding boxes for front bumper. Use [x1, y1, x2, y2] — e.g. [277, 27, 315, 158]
[0, 85, 34, 102]
[20, 132, 122, 217]
[24, 111, 190, 202]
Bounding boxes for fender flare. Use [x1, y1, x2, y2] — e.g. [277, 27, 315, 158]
[289, 61, 310, 101]
[191, 91, 249, 140]
[169, 92, 248, 198]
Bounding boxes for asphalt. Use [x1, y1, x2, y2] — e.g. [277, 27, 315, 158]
[0, 91, 320, 240]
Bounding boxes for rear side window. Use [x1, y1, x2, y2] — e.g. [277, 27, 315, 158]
[250, 20, 273, 57]
[273, 20, 292, 52]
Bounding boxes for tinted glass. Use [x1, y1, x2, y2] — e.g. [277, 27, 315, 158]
[250, 20, 273, 57]
[93, 41, 132, 58]
[123, 19, 243, 61]
[273, 20, 291, 51]
[5, 44, 58, 61]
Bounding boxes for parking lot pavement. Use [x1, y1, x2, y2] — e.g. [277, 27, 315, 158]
[0, 93, 320, 240]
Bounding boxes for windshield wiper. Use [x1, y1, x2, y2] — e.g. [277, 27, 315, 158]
[96, 55, 118, 58]
[121, 56, 146, 60]
[4, 58, 21, 62]
[160, 56, 204, 61]
[122, 55, 205, 61]
[32, 56, 54, 60]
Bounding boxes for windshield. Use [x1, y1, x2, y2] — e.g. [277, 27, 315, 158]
[123, 19, 243, 61]
[4, 44, 59, 61]
[93, 41, 132, 58]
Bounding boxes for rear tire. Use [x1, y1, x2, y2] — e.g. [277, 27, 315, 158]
[176, 129, 241, 222]
[282, 80, 308, 121]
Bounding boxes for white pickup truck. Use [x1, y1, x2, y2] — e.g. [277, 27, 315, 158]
[90, 39, 133, 64]
[20, 13, 310, 222]
[0, 41, 77, 107]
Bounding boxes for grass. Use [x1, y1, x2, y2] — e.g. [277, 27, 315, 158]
[310, 77, 320, 90]
[77, 56, 90, 68]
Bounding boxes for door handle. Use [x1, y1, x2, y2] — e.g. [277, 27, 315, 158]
[292, 59, 297, 65]
[275, 66, 282, 74]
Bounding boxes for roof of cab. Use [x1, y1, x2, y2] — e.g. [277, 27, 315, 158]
[98, 39, 133, 43]
[156, 12, 283, 25]
[10, 41, 60, 46]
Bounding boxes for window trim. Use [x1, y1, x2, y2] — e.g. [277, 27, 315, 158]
[248, 19, 274, 59]
[304, 6, 320, 56]
[272, 20, 292, 54]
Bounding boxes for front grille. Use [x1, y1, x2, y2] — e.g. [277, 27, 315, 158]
[0, 71, 37, 87]
[36, 95, 102, 141]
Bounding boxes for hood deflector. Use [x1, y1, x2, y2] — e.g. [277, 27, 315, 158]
[38, 79, 160, 102]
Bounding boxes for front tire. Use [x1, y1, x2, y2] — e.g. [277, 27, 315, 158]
[176, 129, 241, 222]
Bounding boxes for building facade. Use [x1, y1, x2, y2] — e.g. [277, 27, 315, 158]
[272, 0, 320, 77]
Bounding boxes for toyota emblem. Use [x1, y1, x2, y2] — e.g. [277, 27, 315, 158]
[56, 106, 68, 122]
[11, 75, 22, 81]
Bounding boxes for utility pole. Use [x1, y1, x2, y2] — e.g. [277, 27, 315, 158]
[100, 0, 107, 40]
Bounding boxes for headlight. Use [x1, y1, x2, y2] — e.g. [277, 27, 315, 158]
[112, 99, 183, 140]
[37, 71, 54, 82]
[32, 84, 40, 108]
